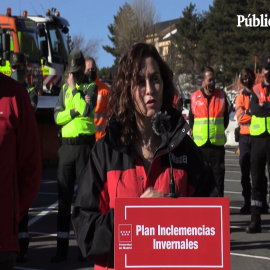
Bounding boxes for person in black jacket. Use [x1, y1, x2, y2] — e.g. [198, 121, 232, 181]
[72, 43, 217, 270]
[246, 56, 270, 233]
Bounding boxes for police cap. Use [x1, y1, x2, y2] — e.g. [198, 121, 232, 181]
[263, 56, 270, 70]
[10, 52, 25, 68]
[68, 49, 85, 73]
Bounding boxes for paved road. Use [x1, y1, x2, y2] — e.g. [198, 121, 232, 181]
[14, 147, 270, 270]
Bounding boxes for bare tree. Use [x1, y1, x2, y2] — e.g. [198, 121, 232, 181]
[71, 33, 100, 60]
[131, 0, 159, 44]
[103, 0, 159, 62]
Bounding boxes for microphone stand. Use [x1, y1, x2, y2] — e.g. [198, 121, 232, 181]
[164, 132, 181, 198]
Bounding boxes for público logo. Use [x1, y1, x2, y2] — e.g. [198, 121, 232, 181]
[237, 14, 270, 27]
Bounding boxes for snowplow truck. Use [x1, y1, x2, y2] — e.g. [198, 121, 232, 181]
[0, 8, 42, 93]
[29, 9, 70, 96]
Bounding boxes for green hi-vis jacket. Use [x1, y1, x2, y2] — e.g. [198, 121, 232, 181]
[54, 82, 97, 138]
[26, 85, 38, 112]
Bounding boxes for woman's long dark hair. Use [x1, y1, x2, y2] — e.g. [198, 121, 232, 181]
[108, 43, 176, 145]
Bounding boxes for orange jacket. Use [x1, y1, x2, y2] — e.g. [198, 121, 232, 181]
[235, 89, 251, 135]
[190, 88, 226, 146]
[94, 77, 110, 141]
[191, 89, 226, 118]
[253, 83, 270, 103]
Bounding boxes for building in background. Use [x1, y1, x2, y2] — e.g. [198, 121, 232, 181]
[146, 19, 179, 63]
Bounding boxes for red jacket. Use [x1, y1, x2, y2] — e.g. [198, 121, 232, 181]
[0, 73, 41, 253]
[72, 109, 217, 269]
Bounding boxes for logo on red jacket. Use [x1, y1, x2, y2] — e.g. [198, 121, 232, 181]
[196, 100, 204, 106]
[119, 224, 132, 242]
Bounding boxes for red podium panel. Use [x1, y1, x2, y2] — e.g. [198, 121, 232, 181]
[115, 198, 230, 270]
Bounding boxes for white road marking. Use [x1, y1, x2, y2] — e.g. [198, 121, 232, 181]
[231, 252, 270, 260]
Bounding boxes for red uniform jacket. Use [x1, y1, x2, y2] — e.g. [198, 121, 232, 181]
[0, 73, 41, 253]
[72, 109, 217, 269]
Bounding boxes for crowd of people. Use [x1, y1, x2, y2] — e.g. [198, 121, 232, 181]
[0, 43, 269, 269]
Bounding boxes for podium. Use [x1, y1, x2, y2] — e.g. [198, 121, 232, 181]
[115, 198, 230, 270]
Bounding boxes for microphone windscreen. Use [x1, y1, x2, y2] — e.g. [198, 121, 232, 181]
[151, 111, 171, 136]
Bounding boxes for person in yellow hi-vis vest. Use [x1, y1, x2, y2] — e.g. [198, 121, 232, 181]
[235, 68, 269, 215]
[246, 56, 270, 234]
[51, 49, 97, 262]
[189, 66, 229, 197]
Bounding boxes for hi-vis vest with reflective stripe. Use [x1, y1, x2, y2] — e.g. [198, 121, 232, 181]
[55, 83, 95, 138]
[94, 92, 108, 141]
[94, 78, 110, 141]
[191, 89, 226, 146]
[250, 84, 270, 136]
[235, 91, 251, 135]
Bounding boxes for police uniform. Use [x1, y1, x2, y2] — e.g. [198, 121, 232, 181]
[52, 50, 97, 262]
[9, 52, 38, 263]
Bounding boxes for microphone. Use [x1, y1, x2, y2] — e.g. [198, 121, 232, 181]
[152, 111, 171, 136]
[152, 111, 180, 198]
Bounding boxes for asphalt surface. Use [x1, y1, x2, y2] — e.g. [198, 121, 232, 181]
[14, 146, 270, 270]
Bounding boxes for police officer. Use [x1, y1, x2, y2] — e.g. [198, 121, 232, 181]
[246, 56, 270, 233]
[9, 52, 38, 263]
[51, 49, 97, 262]
[189, 66, 229, 197]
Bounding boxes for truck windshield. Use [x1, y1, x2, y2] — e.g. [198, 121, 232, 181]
[18, 30, 39, 63]
[48, 24, 68, 60]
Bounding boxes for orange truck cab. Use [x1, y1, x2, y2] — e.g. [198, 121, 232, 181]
[0, 8, 43, 92]
[0, 8, 59, 166]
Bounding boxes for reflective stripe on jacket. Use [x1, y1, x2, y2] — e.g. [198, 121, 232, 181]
[191, 88, 226, 146]
[94, 77, 110, 141]
[250, 84, 270, 135]
[235, 90, 251, 135]
[54, 82, 97, 137]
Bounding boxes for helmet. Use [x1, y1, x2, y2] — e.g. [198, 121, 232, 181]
[10, 52, 25, 68]
[67, 49, 85, 73]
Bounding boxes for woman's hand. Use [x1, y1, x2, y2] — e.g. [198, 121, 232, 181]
[140, 187, 163, 198]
